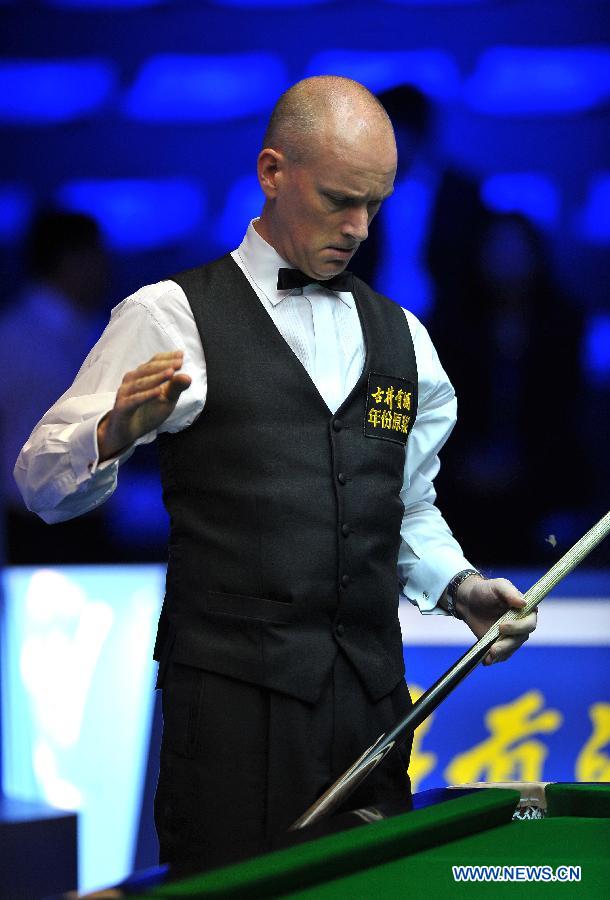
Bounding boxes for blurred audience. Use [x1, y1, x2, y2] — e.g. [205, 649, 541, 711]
[0, 209, 113, 563]
[354, 84, 594, 566]
[2, 140, 600, 569]
[429, 212, 590, 566]
[353, 84, 491, 320]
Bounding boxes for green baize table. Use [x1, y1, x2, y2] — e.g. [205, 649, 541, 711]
[147, 784, 610, 899]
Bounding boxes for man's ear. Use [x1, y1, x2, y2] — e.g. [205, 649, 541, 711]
[257, 148, 284, 199]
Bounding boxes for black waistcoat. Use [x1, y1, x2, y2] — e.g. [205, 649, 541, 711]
[155, 255, 418, 703]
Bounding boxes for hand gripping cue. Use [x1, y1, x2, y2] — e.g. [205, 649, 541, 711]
[290, 511, 610, 830]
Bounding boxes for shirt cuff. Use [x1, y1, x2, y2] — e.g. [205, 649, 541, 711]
[401, 546, 475, 615]
[69, 411, 130, 483]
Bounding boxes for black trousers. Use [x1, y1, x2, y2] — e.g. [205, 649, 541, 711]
[154, 651, 413, 874]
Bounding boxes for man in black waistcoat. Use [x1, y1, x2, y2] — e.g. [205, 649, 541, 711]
[16, 76, 536, 874]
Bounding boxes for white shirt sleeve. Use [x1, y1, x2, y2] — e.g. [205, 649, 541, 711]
[398, 311, 474, 614]
[14, 280, 206, 523]
[15, 265, 471, 610]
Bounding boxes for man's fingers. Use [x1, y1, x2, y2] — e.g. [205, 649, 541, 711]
[121, 368, 177, 397]
[506, 594, 527, 609]
[490, 577, 526, 607]
[164, 373, 192, 403]
[97, 351, 188, 461]
[144, 350, 184, 365]
[119, 385, 165, 411]
[499, 611, 537, 636]
[124, 354, 184, 383]
[150, 350, 184, 360]
[119, 350, 189, 406]
[470, 579, 538, 667]
[485, 631, 530, 665]
[484, 611, 537, 665]
[485, 635, 528, 665]
[119, 373, 191, 412]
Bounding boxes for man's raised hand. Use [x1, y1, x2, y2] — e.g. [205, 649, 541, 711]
[97, 351, 191, 462]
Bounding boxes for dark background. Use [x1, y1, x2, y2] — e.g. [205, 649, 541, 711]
[1, 0, 609, 568]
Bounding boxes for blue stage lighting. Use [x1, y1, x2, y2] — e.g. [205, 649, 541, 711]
[385, 0, 488, 4]
[56, 178, 205, 251]
[215, 174, 262, 250]
[583, 313, 610, 387]
[0, 185, 32, 244]
[123, 54, 288, 121]
[1, 565, 164, 892]
[481, 173, 560, 228]
[372, 177, 435, 319]
[575, 174, 610, 245]
[0, 60, 116, 124]
[46, 0, 160, 6]
[464, 47, 610, 115]
[305, 50, 459, 100]
[2, 563, 608, 891]
[212, 0, 329, 5]
[109, 471, 169, 545]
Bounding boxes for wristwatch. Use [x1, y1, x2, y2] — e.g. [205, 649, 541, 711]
[446, 568, 483, 619]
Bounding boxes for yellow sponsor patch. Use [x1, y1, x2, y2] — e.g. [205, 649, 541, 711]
[364, 373, 415, 445]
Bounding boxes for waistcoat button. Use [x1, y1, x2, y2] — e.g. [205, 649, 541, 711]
[336, 622, 345, 637]
[341, 574, 351, 588]
[337, 472, 347, 485]
[341, 523, 350, 537]
[332, 419, 343, 432]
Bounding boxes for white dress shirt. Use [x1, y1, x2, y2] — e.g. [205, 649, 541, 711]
[14, 220, 472, 612]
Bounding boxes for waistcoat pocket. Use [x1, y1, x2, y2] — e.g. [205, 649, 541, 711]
[206, 590, 294, 624]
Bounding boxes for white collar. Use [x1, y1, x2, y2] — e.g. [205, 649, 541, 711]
[236, 219, 354, 309]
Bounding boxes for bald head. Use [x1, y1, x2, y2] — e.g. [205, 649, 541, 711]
[262, 76, 396, 164]
[255, 77, 397, 280]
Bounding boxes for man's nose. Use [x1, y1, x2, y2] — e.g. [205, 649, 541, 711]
[341, 207, 369, 243]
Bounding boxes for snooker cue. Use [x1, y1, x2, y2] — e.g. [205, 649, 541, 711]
[290, 510, 610, 830]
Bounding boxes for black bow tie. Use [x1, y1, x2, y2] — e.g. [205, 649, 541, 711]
[277, 268, 354, 292]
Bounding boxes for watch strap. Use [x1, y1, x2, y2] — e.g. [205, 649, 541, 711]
[446, 568, 482, 619]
